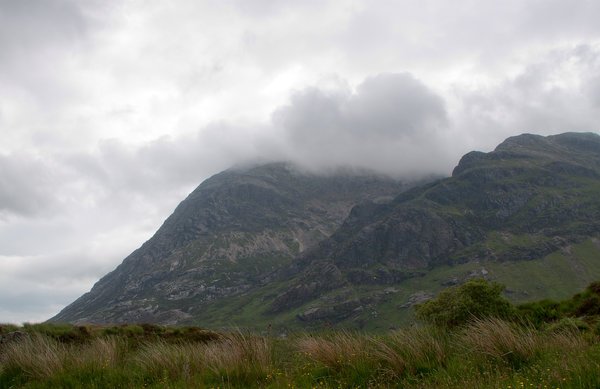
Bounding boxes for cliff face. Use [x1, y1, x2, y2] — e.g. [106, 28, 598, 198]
[53, 133, 600, 330]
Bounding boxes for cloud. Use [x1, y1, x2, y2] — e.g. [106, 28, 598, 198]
[0, 214, 156, 323]
[0, 154, 61, 218]
[345, 74, 447, 136]
[450, 43, 600, 151]
[0, 0, 91, 105]
[0, 248, 121, 323]
[0, 0, 87, 64]
[273, 73, 452, 176]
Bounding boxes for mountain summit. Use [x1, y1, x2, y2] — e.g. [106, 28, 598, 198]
[52, 133, 600, 330]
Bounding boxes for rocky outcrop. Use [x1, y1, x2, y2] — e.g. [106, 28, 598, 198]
[269, 262, 346, 313]
[399, 292, 433, 308]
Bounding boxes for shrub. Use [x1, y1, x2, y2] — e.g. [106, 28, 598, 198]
[21, 323, 91, 344]
[517, 299, 562, 327]
[567, 281, 600, 317]
[415, 279, 515, 328]
[121, 324, 145, 337]
[546, 317, 590, 333]
[141, 323, 166, 335]
[574, 294, 600, 316]
[517, 281, 600, 327]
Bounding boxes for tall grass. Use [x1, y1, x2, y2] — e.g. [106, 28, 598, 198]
[71, 336, 122, 373]
[0, 334, 66, 379]
[374, 326, 449, 377]
[202, 331, 271, 377]
[133, 331, 272, 385]
[0, 334, 122, 380]
[460, 317, 539, 367]
[1, 321, 600, 388]
[296, 331, 370, 370]
[295, 331, 378, 387]
[544, 328, 590, 351]
[135, 341, 202, 380]
[296, 327, 449, 375]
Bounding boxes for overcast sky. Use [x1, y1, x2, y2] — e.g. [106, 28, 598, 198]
[1, 0, 600, 323]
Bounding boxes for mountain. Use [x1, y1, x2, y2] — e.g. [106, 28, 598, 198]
[267, 132, 600, 328]
[52, 132, 600, 331]
[51, 163, 409, 324]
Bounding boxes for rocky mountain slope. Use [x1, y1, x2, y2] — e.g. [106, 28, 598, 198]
[265, 132, 600, 327]
[51, 163, 408, 324]
[52, 132, 600, 330]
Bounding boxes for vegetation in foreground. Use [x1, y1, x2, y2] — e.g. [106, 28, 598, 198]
[3, 280, 600, 388]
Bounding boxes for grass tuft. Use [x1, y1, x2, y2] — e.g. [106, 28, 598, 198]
[374, 326, 448, 377]
[460, 317, 538, 368]
[296, 331, 371, 371]
[0, 334, 66, 379]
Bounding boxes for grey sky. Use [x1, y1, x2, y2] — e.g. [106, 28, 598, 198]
[0, 0, 599, 323]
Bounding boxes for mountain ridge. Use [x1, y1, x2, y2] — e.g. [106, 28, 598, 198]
[52, 132, 600, 330]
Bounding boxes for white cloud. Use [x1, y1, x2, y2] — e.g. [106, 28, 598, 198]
[449, 43, 600, 152]
[272, 73, 452, 176]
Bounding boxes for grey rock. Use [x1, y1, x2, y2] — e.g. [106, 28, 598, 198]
[399, 291, 433, 309]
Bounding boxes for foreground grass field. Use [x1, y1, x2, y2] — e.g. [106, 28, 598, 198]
[3, 280, 600, 388]
[1, 320, 600, 388]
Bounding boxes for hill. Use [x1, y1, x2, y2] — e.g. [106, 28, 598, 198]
[51, 132, 600, 330]
[50, 163, 409, 324]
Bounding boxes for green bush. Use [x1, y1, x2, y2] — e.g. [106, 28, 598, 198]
[516, 281, 600, 328]
[546, 317, 590, 333]
[415, 278, 515, 328]
[517, 299, 562, 327]
[566, 281, 600, 317]
[21, 323, 91, 344]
